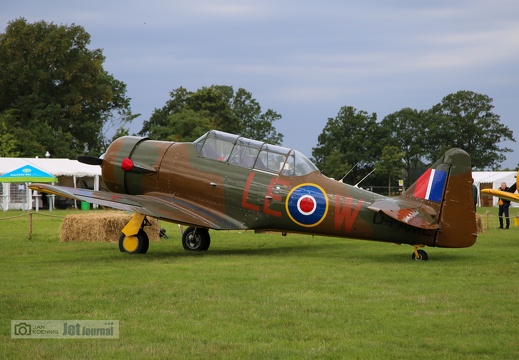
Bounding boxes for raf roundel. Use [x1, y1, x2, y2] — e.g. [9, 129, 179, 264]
[286, 184, 329, 227]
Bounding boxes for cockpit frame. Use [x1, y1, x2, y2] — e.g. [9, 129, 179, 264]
[195, 130, 318, 176]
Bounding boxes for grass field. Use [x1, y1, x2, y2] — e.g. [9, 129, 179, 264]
[1, 208, 518, 359]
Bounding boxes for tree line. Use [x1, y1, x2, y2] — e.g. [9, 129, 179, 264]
[312, 91, 515, 187]
[0, 19, 515, 190]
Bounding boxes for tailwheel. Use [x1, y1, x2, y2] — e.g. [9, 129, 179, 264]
[182, 227, 210, 251]
[119, 229, 149, 254]
[411, 245, 428, 261]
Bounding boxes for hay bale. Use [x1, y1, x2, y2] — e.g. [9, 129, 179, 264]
[59, 211, 161, 242]
[476, 213, 484, 234]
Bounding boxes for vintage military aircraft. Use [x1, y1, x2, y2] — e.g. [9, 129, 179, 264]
[29, 130, 477, 260]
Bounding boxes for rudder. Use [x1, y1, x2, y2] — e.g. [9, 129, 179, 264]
[404, 148, 477, 248]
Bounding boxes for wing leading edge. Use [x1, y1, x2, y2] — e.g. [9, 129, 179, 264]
[28, 184, 246, 230]
[480, 188, 519, 203]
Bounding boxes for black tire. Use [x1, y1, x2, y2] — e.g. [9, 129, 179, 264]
[182, 227, 210, 251]
[139, 230, 150, 254]
[411, 249, 428, 261]
[119, 230, 149, 254]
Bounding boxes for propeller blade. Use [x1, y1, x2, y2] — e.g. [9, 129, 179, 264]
[78, 156, 103, 166]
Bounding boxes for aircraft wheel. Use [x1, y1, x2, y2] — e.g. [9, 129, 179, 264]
[182, 227, 210, 251]
[412, 249, 428, 261]
[119, 230, 149, 254]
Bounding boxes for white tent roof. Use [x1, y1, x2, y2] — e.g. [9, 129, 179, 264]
[0, 158, 101, 178]
[472, 171, 516, 186]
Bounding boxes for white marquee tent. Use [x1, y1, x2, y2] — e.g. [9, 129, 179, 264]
[472, 171, 518, 207]
[0, 158, 101, 211]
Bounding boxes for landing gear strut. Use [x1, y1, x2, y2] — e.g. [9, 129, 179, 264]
[119, 213, 151, 254]
[411, 245, 428, 261]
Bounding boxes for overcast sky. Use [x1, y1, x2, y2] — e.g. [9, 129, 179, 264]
[3, 0, 519, 168]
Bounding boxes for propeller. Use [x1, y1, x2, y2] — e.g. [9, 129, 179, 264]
[77, 156, 103, 166]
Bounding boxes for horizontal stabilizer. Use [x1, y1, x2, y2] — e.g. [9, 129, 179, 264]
[368, 197, 439, 230]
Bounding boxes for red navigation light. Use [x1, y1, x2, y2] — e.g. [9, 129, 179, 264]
[121, 158, 134, 171]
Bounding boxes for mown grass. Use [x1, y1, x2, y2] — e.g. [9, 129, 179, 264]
[1, 208, 518, 359]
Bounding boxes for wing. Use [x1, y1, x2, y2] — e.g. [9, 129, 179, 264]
[368, 197, 439, 230]
[29, 184, 246, 230]
[480, 189, 519, 203]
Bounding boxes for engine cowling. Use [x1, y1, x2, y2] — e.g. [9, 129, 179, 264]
[102, 136, 172, 194]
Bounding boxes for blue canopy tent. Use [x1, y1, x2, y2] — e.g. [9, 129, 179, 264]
[0, 165, 57, 211]
[0, 157, 101, 211]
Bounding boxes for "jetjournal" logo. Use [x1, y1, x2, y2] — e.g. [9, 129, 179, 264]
[11, 320, 119, 339]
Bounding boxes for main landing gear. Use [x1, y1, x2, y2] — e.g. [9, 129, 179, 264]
[119, 213, 151, 254]
[181, 226, 211, 251]
[411, 245, 428, 261]
[119, 214, 212, 254]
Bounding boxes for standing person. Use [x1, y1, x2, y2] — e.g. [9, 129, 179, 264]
[472, 178, 478, 210]
[497, 181, 517, 229]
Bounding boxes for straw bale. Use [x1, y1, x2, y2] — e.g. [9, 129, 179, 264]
[59, 211, 161, 242]
[476, 213, 484, 234]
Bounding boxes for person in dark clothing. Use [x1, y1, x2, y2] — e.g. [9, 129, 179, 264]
[472, 178, 478, 210]
[498, 181, 517, 229]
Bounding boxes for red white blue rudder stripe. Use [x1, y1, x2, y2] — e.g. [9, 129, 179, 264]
[413, 168, 447, 202]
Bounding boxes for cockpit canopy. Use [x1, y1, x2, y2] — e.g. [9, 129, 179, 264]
[194, 130, 318, 176]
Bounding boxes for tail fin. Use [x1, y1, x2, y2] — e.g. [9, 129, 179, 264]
[404, 148, 477, 248]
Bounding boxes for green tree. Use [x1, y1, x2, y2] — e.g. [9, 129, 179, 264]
[187, 86, 240, 133]
[0, 111, 20, 157]
[148, 108, 214, 142]
[140, 85, 283, 144]
[139, 87, 190, 136]
[375, 145, 405, 195]
[232, 88, 283, 144]
[380, 108, 429, 184]
[427, 90, 514, 169]
[102, 113, 140, 149]
[312, 106, 383, 183]
[0, 18, 133, 158]
[320, 149, 352, 180]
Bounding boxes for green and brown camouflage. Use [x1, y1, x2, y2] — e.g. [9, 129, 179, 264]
[30, 130, 477, 259]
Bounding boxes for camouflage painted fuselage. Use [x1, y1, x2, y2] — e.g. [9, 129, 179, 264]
[98, 132, 476, 249]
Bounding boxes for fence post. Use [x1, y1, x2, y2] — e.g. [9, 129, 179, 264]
[29, 210, 33, 240]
